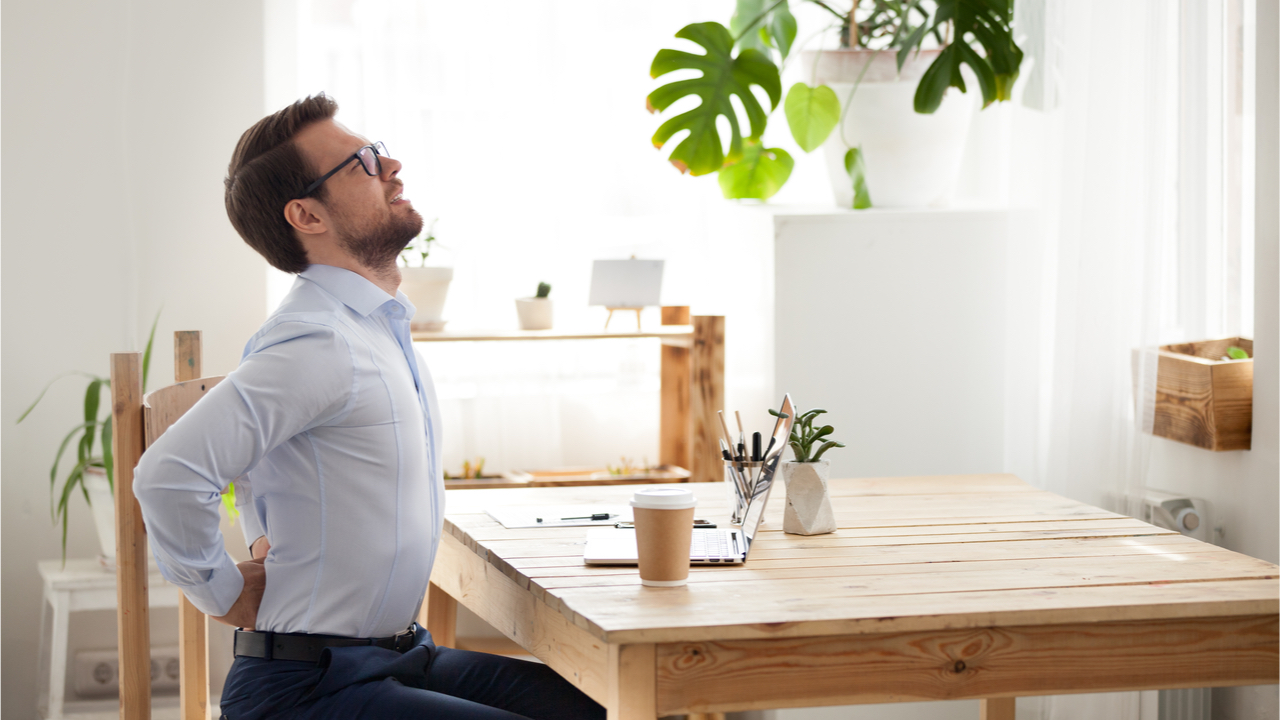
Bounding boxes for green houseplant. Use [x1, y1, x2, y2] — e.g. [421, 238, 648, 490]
[774, 405, 845, 535]
[17, 314, 160, 560]
[647, 0, 1024, 204]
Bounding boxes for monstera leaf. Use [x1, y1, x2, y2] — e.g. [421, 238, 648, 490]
[730, 0, 797, 61]
[719, 141, 794, 200]
[784, 82, 840, 153]
[648, 22, 782, 176]
[913, 0, 1023, 113]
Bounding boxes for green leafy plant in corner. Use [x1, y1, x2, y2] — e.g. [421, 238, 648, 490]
[17, 312, 161, 561]
[536, 282, 552, 299]
[1226, 346, 1249, 360]
[647, 0, 1024, 205]
[772, 406, 846, 462]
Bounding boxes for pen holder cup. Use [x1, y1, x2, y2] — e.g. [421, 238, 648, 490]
[724, 460, 764, 526]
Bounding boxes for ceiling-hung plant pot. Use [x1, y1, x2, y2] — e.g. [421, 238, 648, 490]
[805, 49, 974, 208]
[399, 222, 452, 332]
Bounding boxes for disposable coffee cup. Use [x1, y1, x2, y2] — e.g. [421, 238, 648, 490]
[630, 487, 697, 587]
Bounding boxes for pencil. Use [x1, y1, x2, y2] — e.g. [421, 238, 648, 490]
[717, 410, 735, 449]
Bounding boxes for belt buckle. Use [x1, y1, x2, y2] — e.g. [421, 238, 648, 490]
[394, 627, 415, 653]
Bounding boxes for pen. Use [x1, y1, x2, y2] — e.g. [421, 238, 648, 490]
[717, 410, 735, 449]
[560, 513, 617, 521]
[719, 438, 734, 462]
[752, 432, 762, 462]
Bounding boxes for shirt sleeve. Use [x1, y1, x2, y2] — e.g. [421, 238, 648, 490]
[133, 320, 354, 617]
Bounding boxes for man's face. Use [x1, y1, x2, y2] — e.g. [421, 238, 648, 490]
[293, 119, 423, 268]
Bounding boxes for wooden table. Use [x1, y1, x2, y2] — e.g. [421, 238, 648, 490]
[422, 474, 1279, 720]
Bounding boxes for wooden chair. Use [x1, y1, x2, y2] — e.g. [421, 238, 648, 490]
[112, 331, 220, 720]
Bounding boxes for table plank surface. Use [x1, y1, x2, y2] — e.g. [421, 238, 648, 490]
[439, 474, 1277, 643]
[434, 474, 1278, 715]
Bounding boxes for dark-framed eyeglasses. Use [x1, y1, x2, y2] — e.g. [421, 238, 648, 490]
[297, 141, 389, 198]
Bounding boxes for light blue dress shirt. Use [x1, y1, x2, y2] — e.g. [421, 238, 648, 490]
[134, 265, 444, 638]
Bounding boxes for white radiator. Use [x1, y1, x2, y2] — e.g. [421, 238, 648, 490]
[1159, 688, 1211, 720]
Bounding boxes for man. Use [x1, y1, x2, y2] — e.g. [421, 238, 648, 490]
[133, 94, 604, 720]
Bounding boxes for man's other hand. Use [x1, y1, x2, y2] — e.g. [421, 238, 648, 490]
[213, 556, 266, 629]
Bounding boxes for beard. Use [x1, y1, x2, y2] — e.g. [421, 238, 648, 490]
[335, 206, 424, 271]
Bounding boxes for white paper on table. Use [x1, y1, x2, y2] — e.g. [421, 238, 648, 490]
[486, 505, 634, 529]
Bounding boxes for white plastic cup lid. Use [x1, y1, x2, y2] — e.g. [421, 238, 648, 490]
[630, 487, 697, 510]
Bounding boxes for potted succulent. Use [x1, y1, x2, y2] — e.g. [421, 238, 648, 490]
[398, 220, 452, 332]
[778, 405, 845, 535]
[516, 282, 553, 331]
[646, 0, 1024, 207]
[16, 315, 160, 564]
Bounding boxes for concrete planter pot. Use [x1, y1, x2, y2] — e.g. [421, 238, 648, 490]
[781, 460, 837, 535]
[802, 49, 974, 208]
[401, 266, 453, 331]
[515, 297, 553, 330]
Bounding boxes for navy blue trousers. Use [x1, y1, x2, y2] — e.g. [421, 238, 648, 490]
[219, 627, 604, 719]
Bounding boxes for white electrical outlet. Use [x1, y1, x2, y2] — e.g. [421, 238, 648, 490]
[73, 645, 180, 698]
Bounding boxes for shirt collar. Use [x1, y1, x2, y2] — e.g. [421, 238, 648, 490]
[299, 264, 415, 319]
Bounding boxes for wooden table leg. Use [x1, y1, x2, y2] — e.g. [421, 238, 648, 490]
[980, 697, 1016, 720]
[606, 644, 656, 720]
[422, 581, 458, 648]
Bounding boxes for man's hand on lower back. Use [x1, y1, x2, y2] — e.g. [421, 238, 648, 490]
[213, 556, 266, 629]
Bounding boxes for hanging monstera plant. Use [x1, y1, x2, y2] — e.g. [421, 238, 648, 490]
[646, 0, 1024, 205]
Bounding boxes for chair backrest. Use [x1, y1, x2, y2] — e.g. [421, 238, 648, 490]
[113, 331, 223, 720]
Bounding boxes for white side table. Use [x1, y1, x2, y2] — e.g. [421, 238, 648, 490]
[37, 559, 179, 720]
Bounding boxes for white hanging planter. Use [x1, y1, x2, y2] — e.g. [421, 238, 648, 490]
[781, 461, 837, 535]
[82, 467, 116, 568]
[515, 298, 553, 331]
[803, 49, 974, 208]
[401, 266, 453, 332]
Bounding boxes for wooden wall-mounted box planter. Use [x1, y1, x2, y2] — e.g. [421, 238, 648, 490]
[1152, 337, 1253, 451]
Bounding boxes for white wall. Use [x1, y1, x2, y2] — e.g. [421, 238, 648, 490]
[1, 1, 267, 715]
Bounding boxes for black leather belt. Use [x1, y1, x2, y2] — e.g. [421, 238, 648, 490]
[234, 624, 418, 663]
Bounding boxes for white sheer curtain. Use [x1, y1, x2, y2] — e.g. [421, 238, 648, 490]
[1004, 0, 1253, 718]
[266, 0, 780, 477]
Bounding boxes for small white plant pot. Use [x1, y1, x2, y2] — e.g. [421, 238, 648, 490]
[400, 266, 453, 331]
[516, 297, 553, 330]
[83, 467, 116, 567]
[781, 461, 837, 535]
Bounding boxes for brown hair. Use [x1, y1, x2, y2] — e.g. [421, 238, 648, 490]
[224, 94, 338, 273]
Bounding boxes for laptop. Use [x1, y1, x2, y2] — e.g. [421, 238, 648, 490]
[583, 395, 795, 566]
